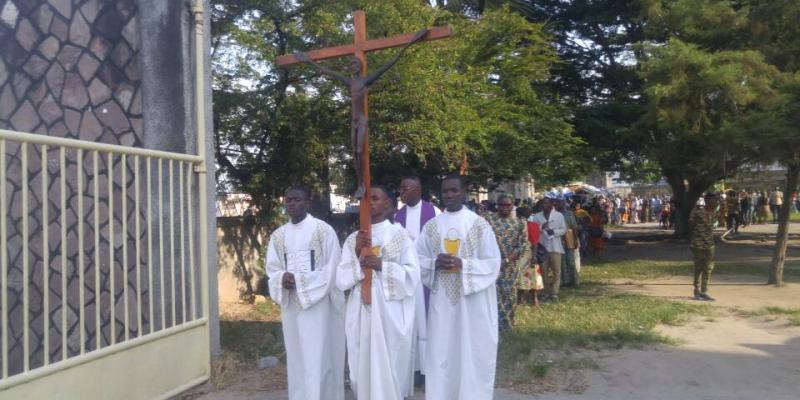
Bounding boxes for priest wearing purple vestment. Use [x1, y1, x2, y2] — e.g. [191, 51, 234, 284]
[395, 176, 440, 392]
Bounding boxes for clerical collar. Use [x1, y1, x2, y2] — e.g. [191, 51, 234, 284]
[406, 200, 422, 209]
[290, 214, 311, 226]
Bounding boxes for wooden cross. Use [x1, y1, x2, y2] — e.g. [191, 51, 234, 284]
[277, 11, 451, 304]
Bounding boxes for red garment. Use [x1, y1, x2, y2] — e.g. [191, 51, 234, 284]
[527, 221, 540, 247]
[588, 214, 605, 252]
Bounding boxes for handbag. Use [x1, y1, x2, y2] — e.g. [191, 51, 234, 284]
[563, 228, 579, 249]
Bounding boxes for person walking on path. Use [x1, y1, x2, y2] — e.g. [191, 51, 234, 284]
[740, 191, 752, 227]
[415, 174, 501, 400]
[529, 198, 567, 301]
[689, 192, 719, 301]
[725, 189, 741, 235]
[264, 186, 346, 400]
[588, 206, 607, 255]
[337, 186, 420, 400]
[486, 194, 529, 333]
[558, 200, 580, 287]
[769, 188, 783, 223]
[395, 176, 440, 388]
[515, 207, 542, 306]
[756, 191, 769, 224]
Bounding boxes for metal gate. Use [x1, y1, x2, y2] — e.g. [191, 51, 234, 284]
[0, 3, 212, 399]
[0, 129, 211, 400]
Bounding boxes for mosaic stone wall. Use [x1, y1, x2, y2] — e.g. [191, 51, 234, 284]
[0, 0, 197, 377]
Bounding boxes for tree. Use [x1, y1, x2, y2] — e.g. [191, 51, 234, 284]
[636, 39, 783, 237]
[212, 0, 348, 219]
[211, 0, 582, 217]
[745, 0, 800, 285]
[758, 78, 800, 285]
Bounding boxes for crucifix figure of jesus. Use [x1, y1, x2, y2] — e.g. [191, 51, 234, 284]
[277, 11, 451, 304]
[293, 28, 428, 199]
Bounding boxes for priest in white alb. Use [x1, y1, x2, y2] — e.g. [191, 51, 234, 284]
[265, 186, 345, 400]
[337, 186, 420, 400]
[416, 174, 501, 400]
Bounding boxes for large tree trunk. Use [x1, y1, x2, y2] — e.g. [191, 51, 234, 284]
[666, 173, 706, 239]
[769, 162, 800, 286]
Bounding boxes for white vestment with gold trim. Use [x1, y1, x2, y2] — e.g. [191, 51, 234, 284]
[337, 220, 419, 400]
[265, 215, 345, 400]
[416, 208, 501, 400]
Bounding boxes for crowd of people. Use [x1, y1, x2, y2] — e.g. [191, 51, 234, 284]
[472, 194, 610, 307]
[715, 188, 797, 234]
[263, 175, 618, 400]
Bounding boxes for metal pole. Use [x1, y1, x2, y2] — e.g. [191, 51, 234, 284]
[192, 0, 212, 366]
[42, 144, 49, 365]
[0, 139, 6, 377]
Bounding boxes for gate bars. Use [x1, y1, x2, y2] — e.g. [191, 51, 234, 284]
[0, 129, 207, 386]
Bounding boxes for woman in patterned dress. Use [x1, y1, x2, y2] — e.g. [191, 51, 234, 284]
[486, 194, 529, 332]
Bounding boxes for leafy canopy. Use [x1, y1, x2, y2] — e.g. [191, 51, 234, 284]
[211, 0, 581, 215]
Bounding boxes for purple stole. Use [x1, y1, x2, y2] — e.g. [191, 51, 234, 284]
[395, 200, 436, 228]
[395, 200, 437, 312]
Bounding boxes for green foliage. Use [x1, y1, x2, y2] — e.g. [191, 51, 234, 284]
[211, 0, 580, 215]
[212, 0, 349, 216]
[637, 39, 783, 180]
[642, 0, 751, 50]
[746, 0, 800, 73]
[507, 1, 652, 182]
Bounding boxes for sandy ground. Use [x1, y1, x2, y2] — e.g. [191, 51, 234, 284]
[536, 274, 800, 400]
[529, 315, 800, 400]
[180, 222, 800, 400]
[529, 221, 800, 400]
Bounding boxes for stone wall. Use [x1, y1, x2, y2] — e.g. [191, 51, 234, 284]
[1, 0, 143, 142]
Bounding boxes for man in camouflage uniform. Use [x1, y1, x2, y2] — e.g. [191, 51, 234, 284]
[689, 192, 719, 301]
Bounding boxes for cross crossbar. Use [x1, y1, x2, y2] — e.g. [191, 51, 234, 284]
[276, 26, 452, 66]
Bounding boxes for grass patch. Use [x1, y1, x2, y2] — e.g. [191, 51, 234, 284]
[220, 301, 284, 363]
[791, 213, 800, 222]
[498, 283, 710, 386]
[581, 259, 800, 282]
[740, 306, 800, 326]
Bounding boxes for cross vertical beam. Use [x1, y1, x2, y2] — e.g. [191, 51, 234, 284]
[353, 11, 373, 305]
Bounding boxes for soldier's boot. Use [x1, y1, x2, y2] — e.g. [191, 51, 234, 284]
[699, 292, 715, 301]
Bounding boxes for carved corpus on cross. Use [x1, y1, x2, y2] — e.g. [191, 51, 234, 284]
[277, 11, 451, 304]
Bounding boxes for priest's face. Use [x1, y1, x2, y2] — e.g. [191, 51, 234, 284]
[370, 187, 391, 222]
[284, 189, 310, 220]
[441, 178, 465, 212]
[399, 178, 421, 206]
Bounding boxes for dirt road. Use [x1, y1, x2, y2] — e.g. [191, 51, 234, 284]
[528, 222, 800, 400]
